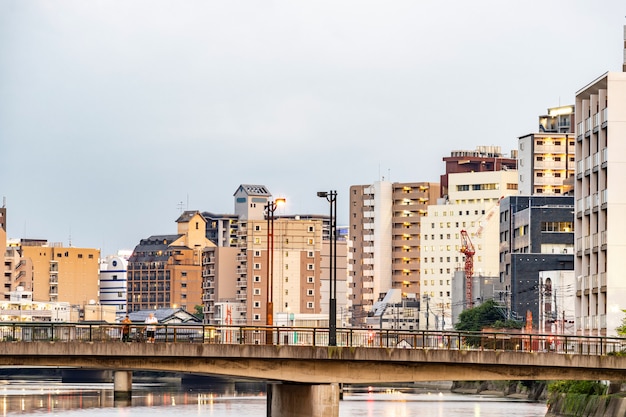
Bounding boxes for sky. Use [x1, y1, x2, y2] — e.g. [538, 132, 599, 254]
[1, 1, 625, 255]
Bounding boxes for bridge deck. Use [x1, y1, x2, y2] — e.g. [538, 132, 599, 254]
[1, 323, 626, 383]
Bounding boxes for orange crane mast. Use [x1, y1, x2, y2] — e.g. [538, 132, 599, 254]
[460, 229, 475, 309]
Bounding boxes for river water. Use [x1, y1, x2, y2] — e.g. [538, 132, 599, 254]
[0, 379, 548, 417]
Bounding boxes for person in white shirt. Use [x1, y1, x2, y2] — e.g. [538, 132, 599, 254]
[145, 313, 158, 343]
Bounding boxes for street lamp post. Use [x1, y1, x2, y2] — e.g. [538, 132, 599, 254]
[265, 198, 285, 344]
[317, 190, 337, 346]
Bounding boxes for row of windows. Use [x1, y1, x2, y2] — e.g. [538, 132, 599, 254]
[423, 279, 451, 286]
[430, 221, 477, 229]
[424, 257, 459, 263]
[47, 252, 95, 259]
[456, 183, 501, 191]
[536, 155, 575, 162]
[541, 222, 573, 232]
[253, 237, 316, 245]
[253, 225, 316, 233]
[535, 188, 563, 194]
[253, 263, 315, 270]
[253, 250, 315, 257]
[432, 209, 485, 217]
[423, 246, 482, 253]
[252, 306, 316, 321]
[253, 276, 315, 284]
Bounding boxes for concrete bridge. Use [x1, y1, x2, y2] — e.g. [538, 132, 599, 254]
[1, 323, 626, 416]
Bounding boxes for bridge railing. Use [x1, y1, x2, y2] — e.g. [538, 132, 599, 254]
[1, 322, 625, 356]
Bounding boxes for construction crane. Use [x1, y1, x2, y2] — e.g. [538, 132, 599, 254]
[460, 229, 475, 309]
[459, 197, 504, 310]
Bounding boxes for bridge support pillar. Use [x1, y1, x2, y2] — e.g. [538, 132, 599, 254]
[113, 371, 132, 401]
[267, 383, 339, 417]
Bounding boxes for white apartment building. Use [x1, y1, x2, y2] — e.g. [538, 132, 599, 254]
[574, 62, 626, 336]
[518, 105, 576, 196]
[422, 170, 518, 329]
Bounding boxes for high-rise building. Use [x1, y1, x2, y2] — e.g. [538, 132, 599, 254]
[499, 196, 575, 324]
[574, 31, 626, 336]
[518, 105, 576, 196]
[201, 185, 347, 326]
[127, 211, 215, 312]
[440, 146, 517, 199]
[424, 170, 518, 329]
[348, 181, 439, 325]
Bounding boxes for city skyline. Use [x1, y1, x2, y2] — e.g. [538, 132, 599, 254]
[1, 1, 624, 255]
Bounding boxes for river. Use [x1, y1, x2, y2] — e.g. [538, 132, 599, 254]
[0, 379, 548, 417]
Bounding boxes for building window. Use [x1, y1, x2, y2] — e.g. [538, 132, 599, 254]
[254, 237, 261, 244]
[307, 289, 314, 296]
[255, 225, 261, 231]
[307, 276, 314, 283]
[253, 314, 261, 321]
[308, 238, 314, 245]
[254, 263, 261, 270]
[307, 264, 314, 270]
[307, 302, 314, 309]
[254, 288, 261, 295]
[308, 226, 314, 232]
[308, 251, 314, 257]
[254, 275, 261, 282]
[254, 301, 261, 308]
[254, 250, 261, 257]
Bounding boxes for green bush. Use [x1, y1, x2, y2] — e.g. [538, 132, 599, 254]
[548, 380, 606, 396]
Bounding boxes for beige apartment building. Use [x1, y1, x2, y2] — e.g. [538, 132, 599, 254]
[574, 57, 626, 336]
[127, 211, 215, 313]
[518, 105, 576, 196]
[202, 185, 346, 326]
[348, 181, 439, 325]
[18, 241, 100, 306]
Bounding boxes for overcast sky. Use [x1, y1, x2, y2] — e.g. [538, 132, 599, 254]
[1, 1, 624, 255]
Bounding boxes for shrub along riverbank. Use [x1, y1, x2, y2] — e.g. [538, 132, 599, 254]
[544, 380, 626, 417]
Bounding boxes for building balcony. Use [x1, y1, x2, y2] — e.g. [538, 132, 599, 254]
[534, 160, 568, 170]
[534, 176, 566, 186]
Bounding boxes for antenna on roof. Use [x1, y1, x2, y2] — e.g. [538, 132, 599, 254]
[177, 201, 184, 213]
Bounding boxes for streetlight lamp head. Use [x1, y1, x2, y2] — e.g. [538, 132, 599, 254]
[317, 191, 328, 198]
[274, 198, 286, 205]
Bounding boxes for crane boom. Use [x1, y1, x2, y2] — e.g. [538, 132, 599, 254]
[460, 230, 475, 308]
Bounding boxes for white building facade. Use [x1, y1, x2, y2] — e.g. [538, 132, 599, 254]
[422, 170, 518, 329]
[99, 253, 130, 319]
[575, 68, 626, 336]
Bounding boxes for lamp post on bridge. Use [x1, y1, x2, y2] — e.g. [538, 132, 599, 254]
[265, 198, 285, 344]
[317, 190, 337, 346]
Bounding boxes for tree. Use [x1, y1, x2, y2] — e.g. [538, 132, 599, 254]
[193, 305, 204, 320]
[455, 299, 509, 332]
[616, 309, 626, 336]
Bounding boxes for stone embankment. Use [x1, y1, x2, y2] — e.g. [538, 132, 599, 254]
[451, 381, 547, 401]
[546, 394, 626, 416]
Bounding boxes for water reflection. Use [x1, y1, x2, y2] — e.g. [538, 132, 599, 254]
[0, 380, 547, 417]
[0, 379, 265, 415]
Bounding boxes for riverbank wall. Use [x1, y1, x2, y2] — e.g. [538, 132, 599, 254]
[546, 393, 626, 416]
[451, 380, 548, 401]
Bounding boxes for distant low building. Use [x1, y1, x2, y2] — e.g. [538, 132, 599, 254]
[128, 307, 201, 324]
